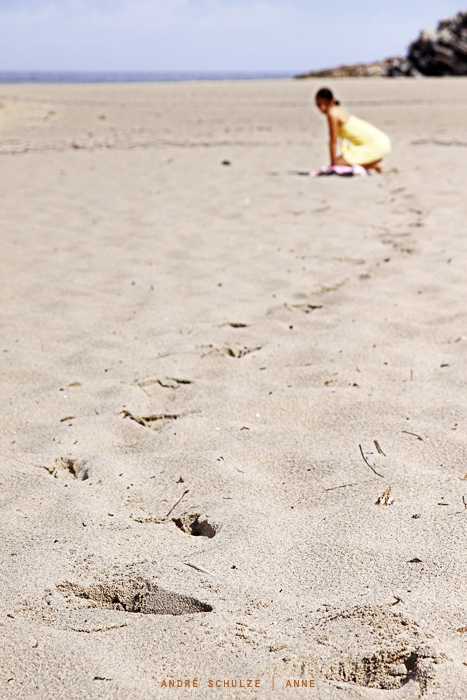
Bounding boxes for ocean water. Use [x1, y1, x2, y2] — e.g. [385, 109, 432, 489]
[0, 71, 294, 84]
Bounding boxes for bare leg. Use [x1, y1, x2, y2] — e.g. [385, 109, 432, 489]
[363, 158, 386, 173]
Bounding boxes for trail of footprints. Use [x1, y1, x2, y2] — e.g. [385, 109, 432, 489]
[30, 182, 439, 690]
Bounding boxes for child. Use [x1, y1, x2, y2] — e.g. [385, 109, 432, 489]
[315, 87, 391, 173]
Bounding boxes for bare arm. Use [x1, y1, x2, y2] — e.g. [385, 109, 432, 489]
[327, 111, 340, 165]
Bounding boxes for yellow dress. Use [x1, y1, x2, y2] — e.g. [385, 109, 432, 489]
[339, 115, 391, 165]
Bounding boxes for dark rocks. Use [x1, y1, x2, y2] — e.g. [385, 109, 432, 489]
[297, 12, 467, 79]
[385, 12, 467, 76]
[295, 59, 395, 79]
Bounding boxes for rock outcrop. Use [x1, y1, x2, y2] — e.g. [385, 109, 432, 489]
[385, 12, 467, 76]
[296, 12, 467, 78]
[295, 59, 395, 79]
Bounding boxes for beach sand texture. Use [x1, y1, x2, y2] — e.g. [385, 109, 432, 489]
[1, 78, 467, 698]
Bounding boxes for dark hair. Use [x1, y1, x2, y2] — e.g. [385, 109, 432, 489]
[315, 87, 340, 105]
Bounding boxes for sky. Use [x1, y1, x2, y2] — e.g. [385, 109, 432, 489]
[0, 1, 465, 73]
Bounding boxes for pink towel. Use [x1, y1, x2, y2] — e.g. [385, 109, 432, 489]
[310, 164, 368, 178]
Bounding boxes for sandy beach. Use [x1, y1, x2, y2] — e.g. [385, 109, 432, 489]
[1, 77, 467, 698]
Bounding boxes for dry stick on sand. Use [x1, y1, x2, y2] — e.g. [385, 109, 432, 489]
[374, 440, 386, 456]
[185, 562, 215, 577]
[324, 482, 359, 491]
[166, 489, 189, 518]
[402, 430, 424, 441]
[359, 444, 384, 478]
[449, 496, 467, 516]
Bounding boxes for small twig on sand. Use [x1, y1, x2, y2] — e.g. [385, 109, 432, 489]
[166, 489, 189, 518]
[448, 496, 467, 516]
[374, 440, 386, 456]
[185, 562, 215, 576]
[402, 430, 423, 441]
[324, 482, 359, 491]
[391, 596, 404, 606]
[359, 444, 384, 478]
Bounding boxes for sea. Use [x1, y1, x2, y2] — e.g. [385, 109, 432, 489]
[0, 71, 294, 84]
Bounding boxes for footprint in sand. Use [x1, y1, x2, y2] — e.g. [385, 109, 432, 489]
[56, 577, 212, 615]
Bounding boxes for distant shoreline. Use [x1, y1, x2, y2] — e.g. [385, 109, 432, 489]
[0, 70, 294, 84]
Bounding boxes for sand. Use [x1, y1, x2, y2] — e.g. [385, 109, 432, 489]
[1, 77, 467, 699]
